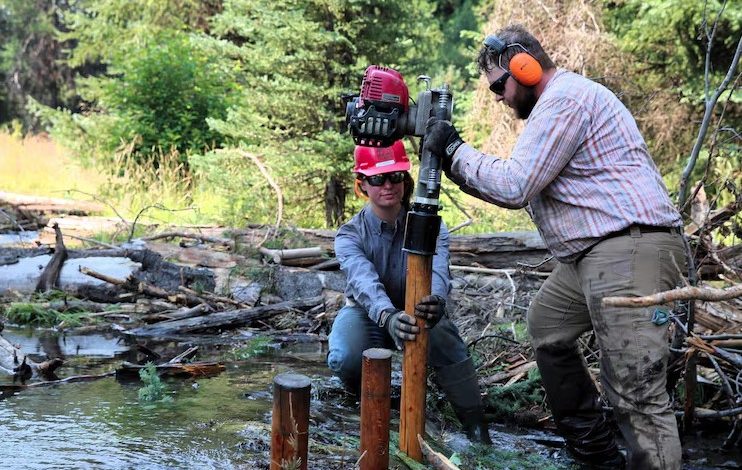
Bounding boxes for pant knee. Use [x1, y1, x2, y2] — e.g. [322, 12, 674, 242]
[327, 348, 361, 383]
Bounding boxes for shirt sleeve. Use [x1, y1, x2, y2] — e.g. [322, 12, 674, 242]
[335, 223, 395, 324]
[451, 96, 590, 208]
[431, 222, 452, 300]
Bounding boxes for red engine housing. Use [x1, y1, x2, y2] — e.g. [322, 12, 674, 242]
[358, 65, 409, 112]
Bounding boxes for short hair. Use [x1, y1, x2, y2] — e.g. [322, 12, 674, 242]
[477, 24, 555, 74]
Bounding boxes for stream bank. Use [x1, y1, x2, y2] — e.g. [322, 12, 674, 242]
[1, 193, 741, 468]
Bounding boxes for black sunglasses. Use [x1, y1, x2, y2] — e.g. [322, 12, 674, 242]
[489, 71, 511, 95]
[363, 171, 406, 186]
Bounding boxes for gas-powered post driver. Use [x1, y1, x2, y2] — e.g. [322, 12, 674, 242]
[344, 65, 454, 461]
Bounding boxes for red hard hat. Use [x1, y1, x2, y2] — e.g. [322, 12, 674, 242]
[353, 140, 410, 176]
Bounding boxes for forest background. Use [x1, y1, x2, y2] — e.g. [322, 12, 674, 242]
[0, 0, 739, 236]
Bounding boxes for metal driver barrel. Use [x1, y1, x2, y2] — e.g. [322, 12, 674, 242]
[343, 65, 453, 463]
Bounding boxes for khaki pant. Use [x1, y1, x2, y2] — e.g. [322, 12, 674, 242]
[528, 227, 685, 470]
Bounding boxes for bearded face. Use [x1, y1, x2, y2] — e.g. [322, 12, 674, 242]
[514, 84, 538, 119]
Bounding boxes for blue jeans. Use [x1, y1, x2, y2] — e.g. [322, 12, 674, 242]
[327, 305, 470, 392]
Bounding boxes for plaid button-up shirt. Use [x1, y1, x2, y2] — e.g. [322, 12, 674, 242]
[451, 69, 682, 262]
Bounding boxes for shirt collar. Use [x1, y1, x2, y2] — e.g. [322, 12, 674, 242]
[362, 205, 406, 235]
[544, 68, 568, 93]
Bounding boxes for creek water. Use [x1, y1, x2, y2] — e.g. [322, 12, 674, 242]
[1, 327, 740, 469]
[0, 327, 336, 469]
[0, 231, 38, 247]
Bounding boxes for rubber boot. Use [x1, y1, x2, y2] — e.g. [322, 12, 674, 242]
[436, 356, 492, 444]
[535, 343, 624, 468]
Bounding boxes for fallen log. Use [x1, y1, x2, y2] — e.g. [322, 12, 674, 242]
[126, 295, 324, 337]
[1, 246, 215, 296]
[142, 230, 233, 247]
[115, 360, 225, 379]
[448, 232, 552, 270]
[238, 227, 552, 270]
[259, 246, 324, 264]
[0, 191, 104, 215]
[168, 346, 199, 364]
[0, 335, 64, 380]
[0, 371, 116, 394]
[178, 286, 243, 308]
[80, 267, 209, 307]
[0, 253, 141, 295]
[140, 304, 211, 323]
[418, 435, 460, 470]
[450, 265, 550, 277]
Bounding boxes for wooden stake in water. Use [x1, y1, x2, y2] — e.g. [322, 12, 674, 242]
[360, 348, 393, 470]
[271, 373, 311, 470]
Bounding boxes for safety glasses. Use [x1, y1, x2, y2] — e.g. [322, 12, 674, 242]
[363, 171, 406, 186]
[489, 71, 511, 95]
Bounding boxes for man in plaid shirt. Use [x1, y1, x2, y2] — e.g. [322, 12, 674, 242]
[424, 24, 686, 470]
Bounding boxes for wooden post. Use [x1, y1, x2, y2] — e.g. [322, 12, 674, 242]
[360, 348, 393, 470]
[271, 373, 311, 470]
[399, 253, 433, 461]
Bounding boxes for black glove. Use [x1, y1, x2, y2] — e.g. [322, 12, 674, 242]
[414, 295, 446, 328]
[383, 309, 420, 351]
[423, 118, 464, 172]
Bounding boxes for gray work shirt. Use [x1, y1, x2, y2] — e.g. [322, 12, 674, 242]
[334, 204, 452, 325]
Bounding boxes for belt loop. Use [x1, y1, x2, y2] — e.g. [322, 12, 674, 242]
[630, 225, 641, 238]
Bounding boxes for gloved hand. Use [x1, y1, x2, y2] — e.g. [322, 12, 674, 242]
[423, 118, 464, 173]
[414, 295, 446, 328]
[383, 309, 420, 351]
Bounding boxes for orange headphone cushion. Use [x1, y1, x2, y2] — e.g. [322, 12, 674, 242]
[509, 53, 542, 86]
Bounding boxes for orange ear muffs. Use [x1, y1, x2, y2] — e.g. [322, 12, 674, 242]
[509, 53, 542, 86]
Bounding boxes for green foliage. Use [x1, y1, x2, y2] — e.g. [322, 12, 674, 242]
[604, 0, 740, 221]
[5, 303, 59, 326]
[59, 0, 218, 68]
[3, 298, 86, 328]
[435, 0, 483, 72]
[261, 228, 312, 250]
[104, 33, 234, 166]
[392, 429, 567, 470]
[189, 0, 445, 227]
[237, 264, 279, 293]
[39, 30, 236, 173]
[604, 0, 741, 102]
[0, 0, 77, 129]
[457, 445, 569, 470]
[485, 367, 545, 421]
[138, 362, 173, 402]
[89, 223, 149, 245]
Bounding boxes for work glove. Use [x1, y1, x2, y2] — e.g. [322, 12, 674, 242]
[414, 295, 446, 328]
[423, 118, 464, 174]
[383, 309, 420, 351]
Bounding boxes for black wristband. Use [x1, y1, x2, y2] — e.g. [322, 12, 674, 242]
[379, 308, 398, 327]
[445, 138, 464, 158]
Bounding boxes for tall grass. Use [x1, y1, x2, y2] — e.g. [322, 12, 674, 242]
[0, 130, 535, 232]
[0, 131, 223, 226]
[0, 131, 105, 196]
